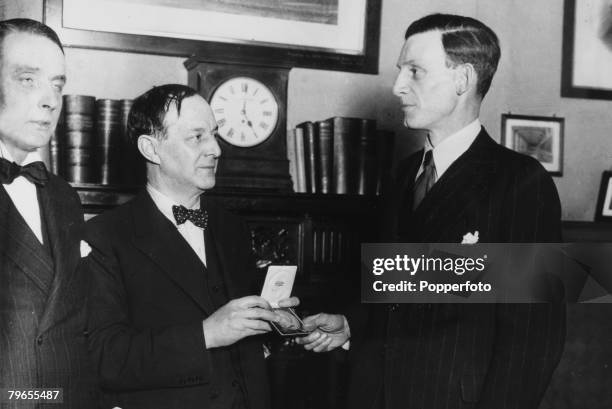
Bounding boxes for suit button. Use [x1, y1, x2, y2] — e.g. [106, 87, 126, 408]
[210, 390, 219, 399]
[388, 303, 399, 312]
[232, 379, 239, 388]
[212, 285, 220, 293]
[36, 336, 43, 345]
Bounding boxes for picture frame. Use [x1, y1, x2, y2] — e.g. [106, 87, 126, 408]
[561, 0, 612, 100]
[501, 114, 564, 176]
[43, 0, 381, 74]
[595, 171, 612, 221]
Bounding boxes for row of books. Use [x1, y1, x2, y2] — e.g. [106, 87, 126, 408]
[287, 117, 394, 195]
[49, 95, 144, 185]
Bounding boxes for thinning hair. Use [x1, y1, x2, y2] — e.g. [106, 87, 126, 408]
[0, 18, 64, 57]
[405, 13, 501, 98]
[127, 84, 199, 144]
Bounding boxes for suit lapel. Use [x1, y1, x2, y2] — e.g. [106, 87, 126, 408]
[0, 185, 54, 294]
[394, 156, 421, 240]
[406, 129, 500, 242]
[202, 195, 241, 300]
[38, 180, 82, 333]
[131, 191, 213, 313]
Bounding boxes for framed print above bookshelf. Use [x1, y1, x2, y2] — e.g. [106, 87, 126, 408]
[43, 0, 381, 73]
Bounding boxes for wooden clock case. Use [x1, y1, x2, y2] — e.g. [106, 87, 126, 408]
[185, 58, 292, 192]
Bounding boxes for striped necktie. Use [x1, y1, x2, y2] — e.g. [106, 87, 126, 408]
[412, 149, 437, 210]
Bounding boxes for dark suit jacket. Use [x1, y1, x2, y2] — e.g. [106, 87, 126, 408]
[0, 175, 98, 408]
[347, 128, 566, 409]
[84, 191, 270, 409]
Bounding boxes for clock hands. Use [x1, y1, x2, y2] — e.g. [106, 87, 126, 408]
[240, 99, 259, 139]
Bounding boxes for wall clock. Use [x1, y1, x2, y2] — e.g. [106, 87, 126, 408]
[185, 58, 292, 192]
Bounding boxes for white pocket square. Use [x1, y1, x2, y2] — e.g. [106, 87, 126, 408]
[80, 240, 92, 258]
[461, 231, 479, 244]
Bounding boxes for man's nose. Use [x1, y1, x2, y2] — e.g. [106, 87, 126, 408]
[392, 70, 410, 97]
[208, 137, 222, 158]
[38, 84, 60, 111]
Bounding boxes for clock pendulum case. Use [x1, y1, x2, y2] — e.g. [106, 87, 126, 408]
[184, 58, 292, 192]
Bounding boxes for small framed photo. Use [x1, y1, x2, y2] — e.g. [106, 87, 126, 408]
[501, 114, 564, 176]
[595, 171, 612, 221]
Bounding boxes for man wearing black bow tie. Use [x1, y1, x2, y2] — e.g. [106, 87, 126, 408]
[83, 84, 297, 409]
[0, 18, 98, 408]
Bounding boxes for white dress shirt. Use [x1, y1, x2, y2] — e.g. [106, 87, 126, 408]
[0, 140, 44, 243]
[146, 184, 207, 266]
[415, 119, 482, 182]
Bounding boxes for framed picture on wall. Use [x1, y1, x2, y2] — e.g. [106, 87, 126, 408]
[595, 171, 612, 221]
[501, 114, 564, 176]
[561, 0, 612, 100]
[43, 0, 381, 74]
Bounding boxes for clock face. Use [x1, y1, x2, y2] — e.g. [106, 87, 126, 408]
[210, 76, 279, 147]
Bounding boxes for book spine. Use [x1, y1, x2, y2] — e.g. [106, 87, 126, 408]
[96, 99, 122, 185]
[298, 121, 319, 193]
[317, 120, 333, 194]
[63, 95, 96, 184]
[356, 119, 377, 195]
[331, 117, 358, 194]
[48, 105, 64, 176]
[294, 127, 307, 193]
[286, 129, 298, 192]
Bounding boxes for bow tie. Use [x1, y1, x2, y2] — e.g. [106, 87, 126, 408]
[172, 205, 208, 230]
[0, 157, 49, 186]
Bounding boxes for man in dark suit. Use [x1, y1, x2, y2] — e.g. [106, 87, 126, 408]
[0, 19, 98, 408]
[83, 84, 298, 409]
[297, 14, 565, 409]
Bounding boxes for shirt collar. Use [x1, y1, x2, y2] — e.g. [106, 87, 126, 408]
[146, 184, 200, 226]
[0, 140, 44, 165]
[430, 119, 481, 179]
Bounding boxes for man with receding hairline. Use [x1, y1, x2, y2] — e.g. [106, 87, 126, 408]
[298, 13, 565, 409]
[0, 18, 98, 408]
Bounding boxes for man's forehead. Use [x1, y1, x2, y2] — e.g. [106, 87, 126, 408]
[164, 95, 215, 129]
[2, 31, 62, 53]
[1, 32, 65, 71]
[397, 30, 444, 64]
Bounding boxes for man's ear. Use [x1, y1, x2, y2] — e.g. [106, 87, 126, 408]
[137, 135, 160, 165]
[454, 63, 476, 96]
